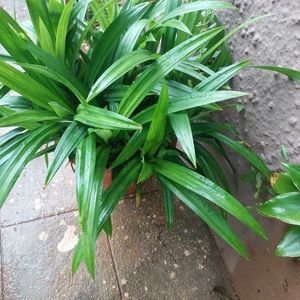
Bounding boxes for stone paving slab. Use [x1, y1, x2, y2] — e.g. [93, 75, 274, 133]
[0, 155, 160, 227]
[1, 156, 78, 227]
[1, 212, 120, 300]
[1, 189, 236, 300]
[109, 191, 235, 300]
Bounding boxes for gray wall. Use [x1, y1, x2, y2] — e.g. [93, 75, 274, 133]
[222, 0, 300, 170]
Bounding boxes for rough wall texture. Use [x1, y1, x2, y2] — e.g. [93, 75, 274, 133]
[222, 0, 300, 170]
[216, 2, 300, 299]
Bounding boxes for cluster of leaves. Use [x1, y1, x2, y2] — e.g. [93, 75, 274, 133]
[258, 150, 300, 258]
[0, 0, 300, 278]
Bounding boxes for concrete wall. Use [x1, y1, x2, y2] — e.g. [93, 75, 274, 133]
[216, 2, 300, 299]
[222, 0, 300, 170]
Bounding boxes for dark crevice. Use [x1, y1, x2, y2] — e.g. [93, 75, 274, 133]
[156, 225, 179, 265]
[106, 236, 123, 300]
[1, 189, 161, 229]
[1, 208, 79, 229]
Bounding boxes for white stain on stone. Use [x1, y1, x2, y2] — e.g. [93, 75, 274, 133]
[124, 292, 129, 298]
[8, 198, 15, 203]
[184, 250, 191, 257]
[34, 198, 44, 210]
[38, 231, 48, 241]
[121, 278, 127, 285]
[169, 271, 176, 279]
[57, 225, 79, 253]
[59, 220, 67, 226]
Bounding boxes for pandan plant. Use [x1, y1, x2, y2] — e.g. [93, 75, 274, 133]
[258, 149, 300, 258]
[0, 0, 300, 278]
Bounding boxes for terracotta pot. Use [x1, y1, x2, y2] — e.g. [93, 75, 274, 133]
[104, 169, 136, 196]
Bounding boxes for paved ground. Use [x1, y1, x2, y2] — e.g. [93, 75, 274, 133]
[0, 157, 236, 300]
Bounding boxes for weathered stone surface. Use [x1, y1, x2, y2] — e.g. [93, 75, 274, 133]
[220, 0, 300, 170]
[109, 191, 236, 300]
[1, 156, 78, 227]
[1, 212, 120, 300]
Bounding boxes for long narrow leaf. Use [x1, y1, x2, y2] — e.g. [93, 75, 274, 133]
[75, 103, 142, 131]
[88, 50, 155, 102]
[143, 82, 169, 155]
[118, 27, 224, 118]
[169, 113, 196, 167]
[0, 124, 62, 208]
[46, 122, 87, 184]
[208, 132, 271, 177]
[134, 91, 247, 124]
[153, 159, 267, 239]
[158, 175, 248, 258]
[258, 193, 300, 225]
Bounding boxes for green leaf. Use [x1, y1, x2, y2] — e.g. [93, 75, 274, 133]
[110, 129, 148, 169]
[26, 0, 55, 44]
[75, 133, 98, 277]
[86, 2, 149, 85]
[75, 132, 97, 219]
[160, 1, 236, 23]
[161, 0, 182, 53]
[72, 237, 83, 275]
[138, 161, 153, 183]
[209, 132, 271, 177]
[0, 8, 35, 63]
[0, 60, 66, 111]
[282, 163, 300, 191]
[38, 18, 55, 55]
[81, 232, 96, 279]
[0, 128, 24, 147]
[161, 182, 174, 230]
[158, 19, 192, 35]
[158, 175, 248, 258]
[55, 0, 74, 61]
[143, 82, 169, 156]
[196, 60, 250, 92]
[258, 193, 300, 225]
[0, 95, 32, 111]
[197, 15, 273, 65]
[23, 42, 88, 100]
[20, 63, 87, 103]
[153, 159, 267, 239]
[113, 19, 149, 60]
[46, 122, 87, 185]
[175, 63, 207, 82]
[73, 159, 141, 273]
[253, 66, 300, 84]
[97, 159, 141, 232]
[118, 26, 224, 118]
[88, 50, 155, 102]
[103, 217, 113, 237]
[276, 226, 300, 257]
[88, 147, 110, 237]
[71, 0, 115, 67]
[134, 91, 247, 124]
[195, 144, 230, 193]
[0, 131, 29, 165]
[75, 103, 142, 131]
[169, 113, 196, 168]
[0, 110, 60, 127]
[0, 123, 62, 208]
